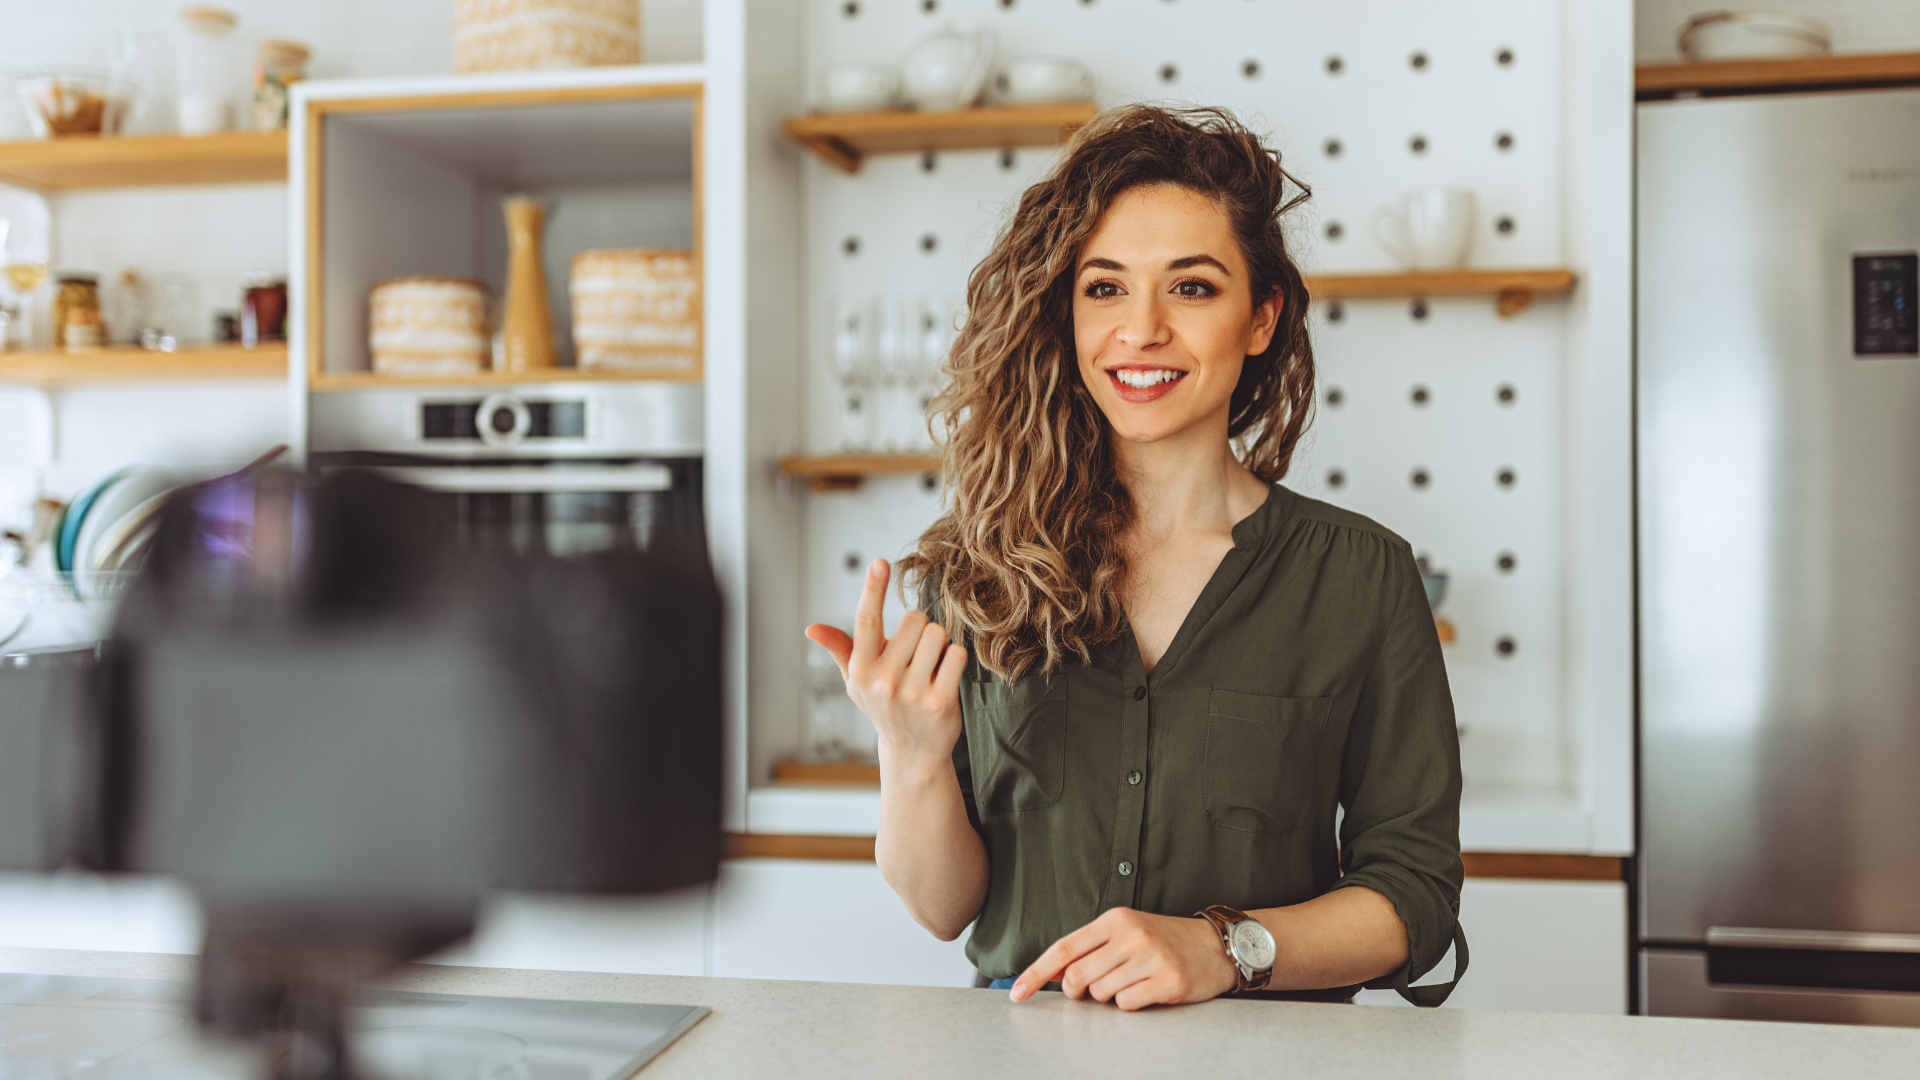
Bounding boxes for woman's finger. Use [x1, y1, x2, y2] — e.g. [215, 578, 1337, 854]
[879, 606, 929, 672]
[1084, 951, 1155, 1005]
[1010, 921, 1111, 1002]
[906, 619, 950, 686]
[1061, 942, 1130, 1001]
[850, 559, 890, 665]
[930, 642, 968, 704]
[803, 624, 854, 679]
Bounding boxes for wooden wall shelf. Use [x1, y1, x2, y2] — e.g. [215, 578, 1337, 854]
[784, 102, 1100, 173]
[773, 759, 881, 786]
[0, 344, 287, 386]
[1306, 268, 1576, 317]
[310, 368, 703, 391]
[0, 132, 289, 191]
[1636, 51, 1920, 100]
[725, 829, 1625, 880]
[778, 453, 942, 492]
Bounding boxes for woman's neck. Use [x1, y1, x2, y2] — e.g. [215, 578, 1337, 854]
[1113, 420, 1270, 542]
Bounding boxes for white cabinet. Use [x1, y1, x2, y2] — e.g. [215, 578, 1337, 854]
[711, 859, 975, 987]
[433, 885, 711, 977]
[1357, 878, 1626, 1014]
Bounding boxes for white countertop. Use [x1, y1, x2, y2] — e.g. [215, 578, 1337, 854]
[5, 946, 1915, 1079]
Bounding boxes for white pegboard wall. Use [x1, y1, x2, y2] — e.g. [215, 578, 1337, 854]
[796, 0, 1577, 794]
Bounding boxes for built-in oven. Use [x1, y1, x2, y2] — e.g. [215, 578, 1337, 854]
[307, 382, 703, 557]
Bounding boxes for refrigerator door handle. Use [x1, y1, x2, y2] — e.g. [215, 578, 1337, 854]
[1708, 926, 1920, 953]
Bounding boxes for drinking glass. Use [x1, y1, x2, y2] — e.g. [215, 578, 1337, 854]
[804, 644, 850, 763]
[831, 298, 873, 452]
[1, 214, 51, 349]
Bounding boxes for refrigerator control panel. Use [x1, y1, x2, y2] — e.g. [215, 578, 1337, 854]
[1853, 253, 1918, 355]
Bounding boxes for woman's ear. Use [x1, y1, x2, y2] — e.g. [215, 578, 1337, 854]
[1247, 288, 1283, 356]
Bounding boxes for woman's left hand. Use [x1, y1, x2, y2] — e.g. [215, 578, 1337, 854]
[1008, 907, 1240, 1010]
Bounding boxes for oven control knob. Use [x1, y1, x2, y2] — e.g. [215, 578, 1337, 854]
[476, 393, 531, 448]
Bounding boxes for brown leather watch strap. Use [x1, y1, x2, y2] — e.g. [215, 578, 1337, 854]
[1196, 904, 1273, 992]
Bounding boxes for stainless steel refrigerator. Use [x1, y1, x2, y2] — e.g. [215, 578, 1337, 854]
[1639, 86, 1920, 1025]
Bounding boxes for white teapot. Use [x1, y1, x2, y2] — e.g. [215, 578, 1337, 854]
[901, 24, 997, 112]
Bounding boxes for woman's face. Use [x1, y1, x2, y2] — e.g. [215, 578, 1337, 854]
[1072, 184, 1281, 449]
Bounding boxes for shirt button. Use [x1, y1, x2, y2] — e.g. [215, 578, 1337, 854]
[1127, 770, 1142, 786]
[1133, 686, 1146, 700]
[1118, 862, 1134, 876]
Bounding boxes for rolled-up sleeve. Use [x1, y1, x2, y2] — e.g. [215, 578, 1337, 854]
[1330, 545, 1467, 1006]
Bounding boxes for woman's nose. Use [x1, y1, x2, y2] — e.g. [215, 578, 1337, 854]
[1115, 292, 1170, 350]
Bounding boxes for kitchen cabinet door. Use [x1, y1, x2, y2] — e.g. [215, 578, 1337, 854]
[712, 859, 976, 987]
[1357, 878, 1626, 1014]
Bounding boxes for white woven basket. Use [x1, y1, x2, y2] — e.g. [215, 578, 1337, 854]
[453, 0, 642, 73]
[570, 249, 700, 374]
[370, 276, 491, 376]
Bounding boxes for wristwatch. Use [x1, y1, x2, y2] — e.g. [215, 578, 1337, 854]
[1196, 905, 1277, 992]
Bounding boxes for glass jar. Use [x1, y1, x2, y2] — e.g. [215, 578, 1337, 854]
[251, 39, 309, 132]
[241, 272, 287, 347]
[53, 274, 102, 351]
[177, 7, 240, 135]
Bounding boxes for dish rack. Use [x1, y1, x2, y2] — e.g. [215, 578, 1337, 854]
[0, 569, 137, 653]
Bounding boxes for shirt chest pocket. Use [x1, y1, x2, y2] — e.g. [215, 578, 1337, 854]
[967, 676, 1068, 815]
[1203, 690, 1334, 837]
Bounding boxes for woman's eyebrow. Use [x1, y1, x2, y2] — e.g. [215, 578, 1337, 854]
[1168, 254, 1231, 274]
[1079, 256, 1125, 273]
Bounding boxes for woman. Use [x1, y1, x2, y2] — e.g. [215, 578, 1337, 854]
[806, 105, 1466, 1010]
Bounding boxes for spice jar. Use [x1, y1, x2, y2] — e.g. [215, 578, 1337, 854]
[241, 272, 287, 347]
[52, 274, 102, 351]
[251, 39, 310, 132]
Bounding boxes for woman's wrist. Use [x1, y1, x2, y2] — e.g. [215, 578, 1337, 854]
[876, 741, 956, 788]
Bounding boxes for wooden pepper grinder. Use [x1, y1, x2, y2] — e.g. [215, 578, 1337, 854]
[500, 194, 556, 372]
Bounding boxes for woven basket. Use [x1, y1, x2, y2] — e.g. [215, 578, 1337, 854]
[570, 249, 699, 374]
[370, 276, 491, 375]
[453, 0, 641, 73]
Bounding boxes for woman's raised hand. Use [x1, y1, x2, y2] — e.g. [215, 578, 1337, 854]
[804, 558, 968, 770]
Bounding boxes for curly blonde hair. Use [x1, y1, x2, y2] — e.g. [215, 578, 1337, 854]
[899, 105, 1318, 680]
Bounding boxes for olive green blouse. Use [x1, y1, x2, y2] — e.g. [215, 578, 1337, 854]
[947, 484, 1467, 1006]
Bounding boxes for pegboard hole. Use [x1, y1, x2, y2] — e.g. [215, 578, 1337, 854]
[1495, 215, 1516, 236]
[1410, 384, 1430, 407]
[999, 0, 1016, 8]
[1410, 299, 1429, 321]
[1159, 63, 1179, 83]
[1410, 467, 1431, 490]
[1496, 47, 1516, 67]
[1326, 301, 1345, 323]
[999, 148, 1017, 170]
[843, 551, 863, 572]
[920, 151, 937, 172]
[842, 235, 861, 256]
[921, 0, 937, 11]
[1242, 59, 1261, 80]
[922, 473, 940, 492]
[1324, 54, 1344, 75]
[1496, 635, 1518, 657]
[919, 233, 939, 254]
[1496, 382, 1516, 405]
[1325, 385, 1345, 407]
[1408, 133, 1429, 155]
[1496, 551, 1518, 574]
[841, 0, 859, 17]
[1323, 137, 1343, 159]
[1324, 220, 1344, 241]
[1495, 131, 1514, 151]
[1496, 467, 1517, 488]
[1409, 50, 1429, 71]
[1326, 468, 1347, 489]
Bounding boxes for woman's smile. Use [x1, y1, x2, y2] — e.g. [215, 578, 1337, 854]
[1107, 364, 1189, 401]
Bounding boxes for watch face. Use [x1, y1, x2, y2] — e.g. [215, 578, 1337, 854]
[1230, 919, 1276, 970]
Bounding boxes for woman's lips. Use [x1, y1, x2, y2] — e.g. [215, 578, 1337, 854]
[1107, 368, 1187, 403]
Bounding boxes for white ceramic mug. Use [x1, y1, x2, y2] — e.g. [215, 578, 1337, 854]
[995, 56, 1094, 105]
[901, 25, 997, 112]
[816, 63, 902, 113]
[1370, 188, 1477, 271]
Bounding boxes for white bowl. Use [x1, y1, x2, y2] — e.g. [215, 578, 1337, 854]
[1680, 10, 1830, 61]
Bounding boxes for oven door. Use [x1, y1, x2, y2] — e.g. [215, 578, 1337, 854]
[320, 455, 705, 558]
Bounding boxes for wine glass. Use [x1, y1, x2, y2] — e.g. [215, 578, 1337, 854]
[831, 298, 873, 452]
[0, 206, 52, 349]
[804, 644, 850, 763]
[873, 298, 918, 451]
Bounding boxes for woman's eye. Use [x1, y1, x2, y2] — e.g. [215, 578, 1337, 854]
[1083, 281, 1123, 299]
[1173, 279, 1218, 298]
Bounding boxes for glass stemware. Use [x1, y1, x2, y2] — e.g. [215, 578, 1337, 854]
[831, 298, 873, 452]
